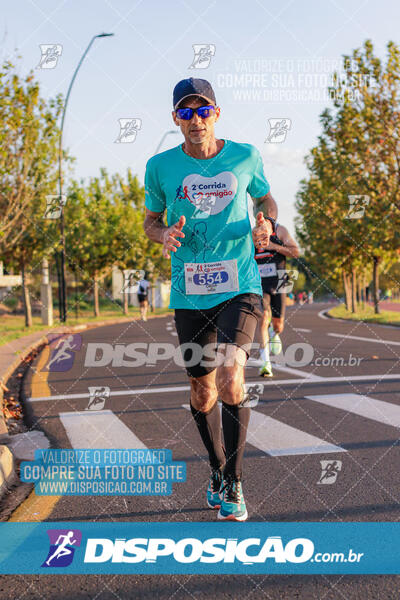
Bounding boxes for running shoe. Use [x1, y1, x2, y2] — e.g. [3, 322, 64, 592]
[206, 468, 223, 509]
[269, 333, 282, 355]
[217, 475, 248, 521]
[259, 360, 273, 377]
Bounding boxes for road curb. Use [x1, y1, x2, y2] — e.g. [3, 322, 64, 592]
[320, 306, 400, 329]
[0, 313, 169, 500]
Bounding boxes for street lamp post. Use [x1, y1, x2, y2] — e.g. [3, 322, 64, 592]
[155, 130, 179, 155]
[147, 131, 179, 312]
[57, 32, 114, 322]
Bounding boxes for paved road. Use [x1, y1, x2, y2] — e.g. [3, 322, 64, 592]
[2, 302, 400, 599]
[370, 300, 400, 312]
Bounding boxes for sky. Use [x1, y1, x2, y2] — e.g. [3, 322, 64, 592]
[2, 0, 400, 237]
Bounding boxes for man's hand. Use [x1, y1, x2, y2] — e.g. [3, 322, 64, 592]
[162, 215, 186, 258]
[252, 212, 273, 250]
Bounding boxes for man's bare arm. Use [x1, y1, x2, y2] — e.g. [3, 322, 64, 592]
[144, 208, 186, 259]
[252, 191, 278, 221]
[267, 225, 300, 258]
[144, 209, 167, 243]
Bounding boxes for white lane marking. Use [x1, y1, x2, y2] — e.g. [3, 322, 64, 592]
[246, 357, 264, 367]
[293, 328, 312, 333]
[247, 410, 346, 456]
[166, 322, 178, 336]
[328, 333, 400, 346]
[271, 363, 324, 379]
[318, 309, 331, 320]
[27, 373, 400, 402]
[59, 410, 147, 449]
[246, 358, 323, 380]
[306, 394, 400, 428]
[29, 386, 191, 402]
[182, 404, 345, 456]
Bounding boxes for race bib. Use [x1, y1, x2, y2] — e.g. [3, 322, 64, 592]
[184, 260, 239, 295]
[258, 263, 277, 278]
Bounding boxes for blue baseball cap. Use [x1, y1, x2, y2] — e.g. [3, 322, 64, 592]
[173, 78, 216, 110]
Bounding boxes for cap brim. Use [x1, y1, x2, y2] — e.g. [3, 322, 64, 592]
[174, 94, 215, 110]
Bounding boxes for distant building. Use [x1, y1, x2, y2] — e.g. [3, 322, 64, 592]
[111, 266, 170, 308]
[0, 262, 22, 301]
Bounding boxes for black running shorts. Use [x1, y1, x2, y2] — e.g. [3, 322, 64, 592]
[261, 278, 286, 319]
[174, 293, 263, 378]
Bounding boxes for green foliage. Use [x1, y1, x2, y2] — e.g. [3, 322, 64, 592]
[0, 59, 63, 265]
[65, 168, 165, 284]
[296, 40, 400, 297]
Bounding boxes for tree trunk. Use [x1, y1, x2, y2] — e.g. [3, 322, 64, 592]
[123, 278, 128, 316]
[21, 259, 32, 327]
[151, 282, 156, 312]
[372, 257, 381, 314]
[342, 271, 351, 311]
[351, 268, 357, 313]
[54, 251, 63, 322]
[359, 274, 364, 310]
[75, 270, 79, 320]
[93, 275, 100, 317]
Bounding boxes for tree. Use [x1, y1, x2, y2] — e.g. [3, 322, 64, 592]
[112, 169, 166, 313]
[296, 41, 400, 313]
[65, 169, 165, 317]
[0, 59, 62, 326]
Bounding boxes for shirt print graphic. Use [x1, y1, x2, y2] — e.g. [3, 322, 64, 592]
[179, 171, 238, 215]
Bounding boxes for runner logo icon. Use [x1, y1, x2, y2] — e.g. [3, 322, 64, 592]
[44, 195, 67, 219]
[276, 269, 298, 294]
[45, 334, 82, 372]
[37, 44, 63, 69]
[189, 44, 216, 69]
[346, 195, 370, 219]
[42, 529, 82, 567]
[318, 460, 342, 485]
[115, 118, 142, 143]
[265, 118, 291, 143]
[87, 386, 110, 411]
[243, 383, 264, 407]
[121, 269, 145, 294]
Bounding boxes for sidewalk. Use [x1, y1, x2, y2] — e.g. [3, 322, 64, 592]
[0, 313, 170, 498]
[0, 330, 52, 497]
[0, 330, 51, 434]
[374, 300, 400, 312]
[0, 318, 132, 498]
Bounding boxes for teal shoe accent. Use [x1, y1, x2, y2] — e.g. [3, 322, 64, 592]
[217, 476, 248, 521]
[207, 468, 223, 509]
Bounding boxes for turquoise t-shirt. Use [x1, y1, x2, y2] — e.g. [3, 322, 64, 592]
[144, 140, 270, 309]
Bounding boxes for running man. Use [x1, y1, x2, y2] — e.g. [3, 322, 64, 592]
[137, 275, 150, 321]
[46, 335, 75, 370]
[45, 531, 77, 566]
[254, 223, 299, 377]
[144, 78, 278, 521]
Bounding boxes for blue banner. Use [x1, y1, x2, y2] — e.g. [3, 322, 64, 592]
[0, 522, 399, 574]
[20, 449, 186, 496]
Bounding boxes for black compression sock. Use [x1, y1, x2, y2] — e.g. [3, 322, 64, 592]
[190, 402, 225, 471]
[221, 402, 250, 479]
